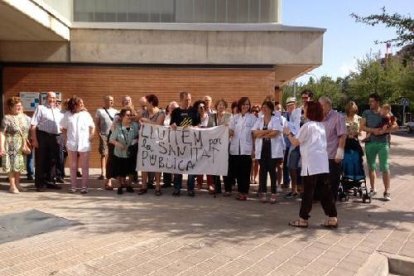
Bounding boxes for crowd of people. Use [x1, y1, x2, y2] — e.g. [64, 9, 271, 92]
[0, 88, 399, 228]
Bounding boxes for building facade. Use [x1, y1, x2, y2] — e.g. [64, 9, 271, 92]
[0, 0, 325, 167]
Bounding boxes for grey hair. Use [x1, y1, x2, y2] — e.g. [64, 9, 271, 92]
[319, 96, 332, 106]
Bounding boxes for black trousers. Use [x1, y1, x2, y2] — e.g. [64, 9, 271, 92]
[227, 154, 252, 194]
[299, 173, 337, 220]
[35, 130, 60, 188]
[105, 143, 115, 179]
[329, 159, 342, 201]
[258, 158, 278, 194]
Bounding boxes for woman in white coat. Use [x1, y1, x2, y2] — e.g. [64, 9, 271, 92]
[284, 101, 338, 228]
[252, 101, 284, 203]
[228, 97, 257, 201]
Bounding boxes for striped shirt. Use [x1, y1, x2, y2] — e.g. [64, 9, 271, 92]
[31, 105, 63, 134]
[322, 109, 346, 159]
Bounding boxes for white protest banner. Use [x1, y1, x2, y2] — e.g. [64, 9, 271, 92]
[137, 124, 229, 175]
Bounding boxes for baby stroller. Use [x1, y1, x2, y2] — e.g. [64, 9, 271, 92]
[338, 138, 371, 203]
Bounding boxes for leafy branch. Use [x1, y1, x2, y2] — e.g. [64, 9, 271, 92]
[350, 7, 414, 47]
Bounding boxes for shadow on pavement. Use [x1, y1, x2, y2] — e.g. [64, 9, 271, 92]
[1, 185, 411, 248]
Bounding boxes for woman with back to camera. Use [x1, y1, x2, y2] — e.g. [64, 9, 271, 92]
[284, 101, 338, 228]
[61, 96, 95, 194]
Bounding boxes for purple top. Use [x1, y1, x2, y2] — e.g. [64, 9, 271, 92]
[322, 110, 346, 159]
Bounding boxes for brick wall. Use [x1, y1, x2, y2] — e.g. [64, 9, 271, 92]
[2, 65, 276, 167]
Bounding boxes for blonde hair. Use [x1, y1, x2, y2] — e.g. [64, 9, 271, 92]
[382, 103, 391, 112]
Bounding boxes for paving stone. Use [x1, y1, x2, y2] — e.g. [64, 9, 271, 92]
[0, 132, 412, 275]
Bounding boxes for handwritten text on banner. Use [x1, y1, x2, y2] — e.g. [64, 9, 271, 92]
[137, 124, 229, 175]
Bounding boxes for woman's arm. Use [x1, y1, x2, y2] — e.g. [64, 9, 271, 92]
[283, 127, 300, 147]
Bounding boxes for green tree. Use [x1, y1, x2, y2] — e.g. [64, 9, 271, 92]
[347, 52, 411, 107]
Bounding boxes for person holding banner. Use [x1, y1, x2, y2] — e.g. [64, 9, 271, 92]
[252, 101, 284, 204]
[162, 101, 179, 188]
[170, 91, 200, 197]
[228, 97, 257, 201]
[137, 94, 165, 196]
[207, 99, 231, 194]
[110, 107, 139, 195]
[190, 100, 209, 191]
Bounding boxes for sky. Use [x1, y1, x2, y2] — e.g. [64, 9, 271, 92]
[283, 0, 414, 83]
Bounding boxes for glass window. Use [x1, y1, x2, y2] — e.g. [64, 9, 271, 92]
[73, 0, 278, 23]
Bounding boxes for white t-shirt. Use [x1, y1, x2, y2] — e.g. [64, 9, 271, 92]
[251, 116, 284, 159]
[61, 111, 95, 152]
[297, 121, 329, 176]
[95, 107, 118, 135]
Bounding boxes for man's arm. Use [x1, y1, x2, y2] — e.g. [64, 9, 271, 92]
[30, 125, 38, 148]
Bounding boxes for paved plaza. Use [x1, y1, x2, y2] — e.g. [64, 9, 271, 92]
[0, 132, 413, 276]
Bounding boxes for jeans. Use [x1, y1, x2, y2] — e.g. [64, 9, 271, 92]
[174, 174, 195, 191]
[283, 147, 290, 186]
[26, 151, 34, 177]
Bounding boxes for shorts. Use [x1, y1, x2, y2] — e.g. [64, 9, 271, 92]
[365, 141, 389, 172]
[287, 146, 301, 170]
[98, 134, 109, 156]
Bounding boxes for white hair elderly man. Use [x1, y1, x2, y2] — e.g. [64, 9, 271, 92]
[31, 92, 64, 192]
[319, 96, 347, 201]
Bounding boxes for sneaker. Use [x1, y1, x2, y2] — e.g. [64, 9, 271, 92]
[117, 187, 123, 195]
[284, 192, 299, 199]
[126, 186, 134, 193]
[187, 190, 195, 197]
[68, 188, 76, 193]
[172, 189, 181, 197]
[383, 192, 391, 201]
[369, 189, 377, 197]
[27, 175, 34, 181]
[80, 188, 88, 194]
